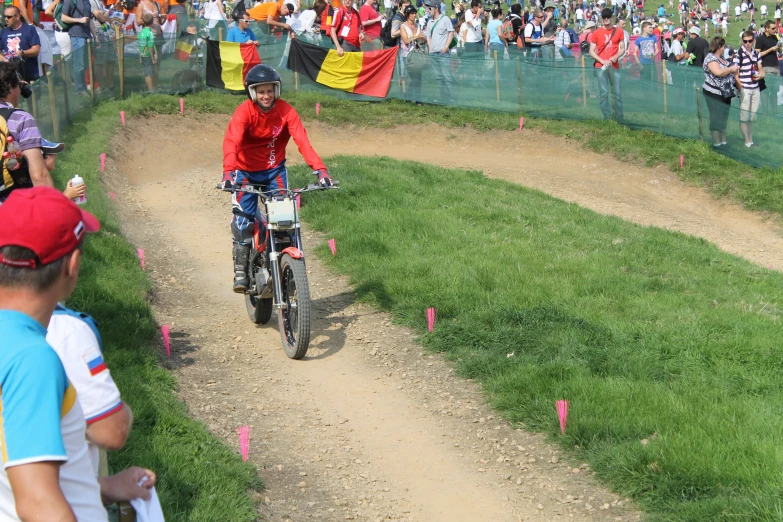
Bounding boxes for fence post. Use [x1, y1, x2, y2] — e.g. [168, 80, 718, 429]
[662, 59, 668, 113]
[61, 62, 71, 124]
[87, 40, 95, 103]
[516, 57, 522, 110]
[47, 71, 59, 141]
[494, 49, 500, 102]
[116, 26, 125, 98]
[581, 55, 587, 107]
[218, 26, 223, 41]
[294, 71, 299, 91]
[30, 83, 38, 121]
[696, 86, 704, 140]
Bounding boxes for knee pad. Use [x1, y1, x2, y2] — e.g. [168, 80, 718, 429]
[231, 220, 254, 245]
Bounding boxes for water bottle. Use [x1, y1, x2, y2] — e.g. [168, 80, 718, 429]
[71, 175, 87, 205]
[3, 151, 18, 170]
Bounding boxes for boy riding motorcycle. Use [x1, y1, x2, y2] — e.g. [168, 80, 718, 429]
[222, 64, 332, 293]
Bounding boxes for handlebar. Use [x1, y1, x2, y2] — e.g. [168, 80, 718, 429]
[215, 181, 340, 196]
[215, 171, 340, 197]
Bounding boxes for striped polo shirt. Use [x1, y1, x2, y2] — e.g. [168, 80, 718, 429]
[732, 46, 761, 89]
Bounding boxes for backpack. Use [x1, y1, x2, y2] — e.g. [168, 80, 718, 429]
[230, 0, 249, 21]
[54, 2, 74, 32]
[579, 36, 590, 53]
[0, 108, 31, 200]
[380, 9, 402, 47]
[52, 304, 104, 352]
[501, 17, 516, 41]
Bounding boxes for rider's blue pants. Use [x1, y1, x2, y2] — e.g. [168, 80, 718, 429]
[231, 162, 288, 245]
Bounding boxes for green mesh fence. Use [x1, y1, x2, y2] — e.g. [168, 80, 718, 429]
[36, 26, 783, 168]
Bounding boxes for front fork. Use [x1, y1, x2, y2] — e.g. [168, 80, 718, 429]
[268, 227, 304, 310]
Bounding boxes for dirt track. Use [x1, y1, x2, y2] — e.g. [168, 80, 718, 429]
[107, 113, 782, 522]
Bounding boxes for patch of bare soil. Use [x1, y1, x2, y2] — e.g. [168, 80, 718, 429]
[105, 112, 782, 522]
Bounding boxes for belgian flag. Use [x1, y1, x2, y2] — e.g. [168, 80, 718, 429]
[174, 38, 193, 62]
[287, 39, 398, 98]
[206, 40, 261, 91]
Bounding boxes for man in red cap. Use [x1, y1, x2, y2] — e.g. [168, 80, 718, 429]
[0, 187, 156, 521]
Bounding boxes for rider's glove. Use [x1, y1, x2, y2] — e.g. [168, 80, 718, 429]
[316, 169, 333, 188]
[222, 171, 234, 190]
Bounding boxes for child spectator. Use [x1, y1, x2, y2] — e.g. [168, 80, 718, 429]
[138, 13, 157, 92]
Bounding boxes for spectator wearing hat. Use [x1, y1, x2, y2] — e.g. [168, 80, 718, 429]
[426, 0, 455, 103]
[669, 26, 688, 62]
[541, 0, 558, 63]
[686, 24, 708, 65]
[0, 61, 52, 203]
[0, 187, 157, 521]
[589, 7, 625, 121]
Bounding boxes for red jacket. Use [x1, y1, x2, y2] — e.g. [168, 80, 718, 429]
[223, 99, 326, 173]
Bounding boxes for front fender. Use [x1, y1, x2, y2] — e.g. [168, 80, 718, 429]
[282, 247, 304, 259]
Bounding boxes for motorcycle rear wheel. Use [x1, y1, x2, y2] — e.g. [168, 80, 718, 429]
[278, 253, 311, 359]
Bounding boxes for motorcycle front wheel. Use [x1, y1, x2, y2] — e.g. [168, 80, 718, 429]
[278, 253, 311, 359]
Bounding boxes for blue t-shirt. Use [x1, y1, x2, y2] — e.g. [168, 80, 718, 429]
[487, 19, 503, 45]
[0, 23, 41, 81]
[635, 34, 658, 64]
[226, 26, 258, 43]
[657, 6, 665, 16]
[0, 311, 71, 468]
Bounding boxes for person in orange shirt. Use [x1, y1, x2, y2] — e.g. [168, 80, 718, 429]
[12, 0, 35, 27]
[247, 1, 293, 32]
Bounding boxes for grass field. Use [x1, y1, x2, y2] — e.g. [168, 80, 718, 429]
[52, 97, 262, 521]
[287, 154, 783, 521]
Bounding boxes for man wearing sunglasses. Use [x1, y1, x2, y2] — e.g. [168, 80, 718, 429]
[524, 9, 555, 61]
[588, 8, 625, 121]
[733, 30, 764, 147]
[755, 20, 779, 115]
[227, 14, 261, 45]
[0, 6, 40, 83]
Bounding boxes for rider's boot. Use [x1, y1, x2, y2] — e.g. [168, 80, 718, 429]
[233, 243, 251, 293]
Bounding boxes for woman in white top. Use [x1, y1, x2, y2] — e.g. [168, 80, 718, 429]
[291, 0, 326, 39]
[201, 0, 228, 39]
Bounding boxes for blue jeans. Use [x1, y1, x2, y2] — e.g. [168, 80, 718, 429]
[429, 51, 455, 104]
[230, 162, 288, 244]
[70, 36, 88, 93]
[596, 66, 623, 121]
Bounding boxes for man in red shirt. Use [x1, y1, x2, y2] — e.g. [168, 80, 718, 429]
[588, 8, 626, 122]
[331, 0, 364, 55]
[359, 0, 385, 48]
[222, 65, 331, 293]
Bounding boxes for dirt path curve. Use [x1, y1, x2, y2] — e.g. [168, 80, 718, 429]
[108, 112, 780, 522]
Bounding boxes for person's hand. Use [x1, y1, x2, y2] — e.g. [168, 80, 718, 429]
[442, 46, 448, 53]
[221, 171, 234, 190]
[63, 180, 86, 200]
[336, 45, 344, 56]
[316, 170, 333, 187]
[359, 31, 365, 41]
[283, 23, 291, 30]
[80, 16, 89, 23]
[100, 467, 157, 504]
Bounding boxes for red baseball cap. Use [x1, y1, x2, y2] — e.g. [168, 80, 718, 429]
[0, 187, 100, 268]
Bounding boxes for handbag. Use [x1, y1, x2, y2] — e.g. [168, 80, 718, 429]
[719, 79, 737, 99]
[406, 44, 429, 74]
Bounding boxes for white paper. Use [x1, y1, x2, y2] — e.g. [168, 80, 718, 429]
[129, 478, 165, 522]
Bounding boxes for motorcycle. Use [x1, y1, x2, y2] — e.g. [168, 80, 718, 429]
[217, 173, 339, 359]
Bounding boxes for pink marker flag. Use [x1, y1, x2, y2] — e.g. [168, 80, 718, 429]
[100, 153, 106, 172]
[519, 117, 525, 131]
[120, 111, 126, 126]
[179, 97, 184, 114]
[237, 425, 251, 461]
[328, 238, 336, 256]
[565, 92, 570, 102]
[315, 102, 321, 116]
[679, 155, 684, 169]
[556, 399, 569, 435]
[295, 193, 301, 209]
[426, 307, 437, 332]
[136, 248, 145, 270]
[161, 324, 170, 357]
